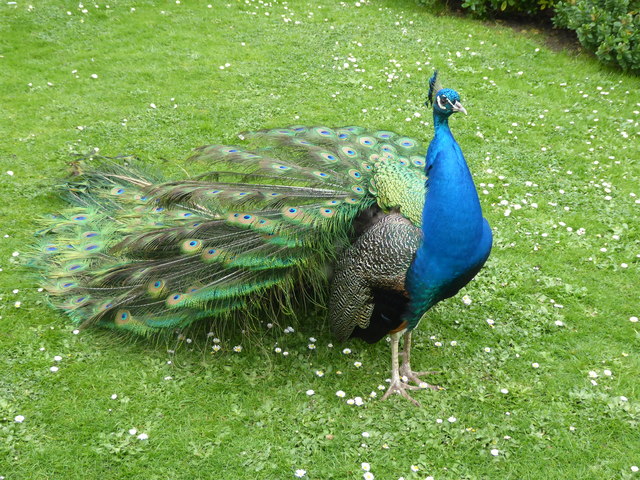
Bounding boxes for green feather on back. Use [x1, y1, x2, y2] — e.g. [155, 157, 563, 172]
[32, 126, 428, 335]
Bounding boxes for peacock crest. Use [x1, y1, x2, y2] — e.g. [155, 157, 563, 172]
[427, 69, 443, 107]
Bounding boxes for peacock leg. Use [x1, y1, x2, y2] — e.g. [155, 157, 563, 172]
[399, 331, 440, 390]
[381, 331, 422, 406]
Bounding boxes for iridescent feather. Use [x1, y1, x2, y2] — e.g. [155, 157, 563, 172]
[32, 126, 428, 336]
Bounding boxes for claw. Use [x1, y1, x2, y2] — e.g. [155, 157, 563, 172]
[381, 380, 422, 407]
[399, 366, 441, 390]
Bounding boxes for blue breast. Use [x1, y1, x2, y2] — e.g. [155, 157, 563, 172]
[405, 116, 492, 328]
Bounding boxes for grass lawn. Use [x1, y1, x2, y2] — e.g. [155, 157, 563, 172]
[1, 0, 639, 478]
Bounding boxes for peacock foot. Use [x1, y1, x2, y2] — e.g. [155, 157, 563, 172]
[381, 379, 423, 407]
[381, 331, 443, 406]
[398, 364, 441, 391]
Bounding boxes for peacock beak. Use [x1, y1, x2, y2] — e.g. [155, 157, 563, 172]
[452, 101, 467, 115]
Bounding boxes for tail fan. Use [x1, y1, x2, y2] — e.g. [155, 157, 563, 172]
[32, 126, 428, 335]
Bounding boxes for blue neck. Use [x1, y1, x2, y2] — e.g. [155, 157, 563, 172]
[424, 111, 482, 238]
[432, 111, 451, 130]
[405, 111, 485, 323]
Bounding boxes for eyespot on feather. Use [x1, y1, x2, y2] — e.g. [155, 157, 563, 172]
[254, 219, 276, 236]
[202, 248, 224, 261]
[100, 301, 114, 311]
[181, 239, 202, 253]
[341, 146, 358, 157]
[348, 169, 362, 180]
[43, 244, 59, 254]
[375, 131, 394, 140]
[166, 293, 187, 307]
[317, 152, 338, 163]
[312, 171, 330, 179]
[221, 147, 242, 154]
[314, 127, 335, 137]
[358, 136, 376, 147]
[253, 217, 274, 229]
[282, 206, 310, 223]
[397, 137, 417, 148]
[110, 187, 126, 195]
[65, 262, 86, 273]
[380, 144, 397, 154]
[115, 309, 131, 325]
[272, 164, 292, 172]
[65, 295, 90, 309]
[319, 207, 336, 218]
[411, 156, 425, 167]
[148, 279, 166, 295]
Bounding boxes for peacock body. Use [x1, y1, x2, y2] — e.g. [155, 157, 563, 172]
[32, 72, 491, 405]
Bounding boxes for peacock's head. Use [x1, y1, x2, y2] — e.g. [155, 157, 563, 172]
[426, 71, 467, 117]
[433, 88, 467, 116]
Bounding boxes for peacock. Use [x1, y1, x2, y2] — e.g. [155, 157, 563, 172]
[32, 71, 492, 405]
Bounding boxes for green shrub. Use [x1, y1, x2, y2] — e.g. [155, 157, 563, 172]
[453, 0, 555, 18]
[553, 0, 640, 73]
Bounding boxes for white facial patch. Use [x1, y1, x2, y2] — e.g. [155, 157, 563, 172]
[436, 95, 447, 110]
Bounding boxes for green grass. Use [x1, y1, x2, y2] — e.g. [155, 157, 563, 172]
[1, 0, 640, 478]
